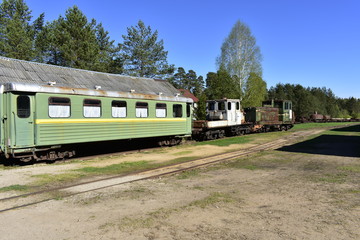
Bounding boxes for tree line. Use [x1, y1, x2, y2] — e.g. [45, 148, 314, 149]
[0, 0, 358, 119]
[268, 84, 360, 119]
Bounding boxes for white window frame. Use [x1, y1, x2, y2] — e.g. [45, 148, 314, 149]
[49, 97, 71, 118]
[136, 102, 148, 118]
[156, 103, 167, 118]
[83, 99, 101, 118]
[112, 100, 127, 118]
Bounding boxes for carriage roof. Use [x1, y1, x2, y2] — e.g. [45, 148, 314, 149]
[0, 56, 192, 103]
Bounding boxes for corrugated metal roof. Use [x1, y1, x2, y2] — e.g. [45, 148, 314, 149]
[0, 56, 184, 100]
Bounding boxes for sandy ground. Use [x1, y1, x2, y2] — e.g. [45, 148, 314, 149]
[0, 129, 359, 240]
[0, 143, 256, 189]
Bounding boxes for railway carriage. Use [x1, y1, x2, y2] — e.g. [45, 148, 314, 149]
[0, 57, 193, 162]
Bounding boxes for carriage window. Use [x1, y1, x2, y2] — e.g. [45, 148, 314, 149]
[83, 99, 101, 118]
[156, 103, 166, 118]
[173, 104, 183, 118]
[112, 101, 127, 118]
[136, 102, 148, 118]
[228, 102, 232, 110]
[187, 103, 191, 117]
[17, 96, 30, 118]
[49, 97, 70, 118]
[236, 102, 240, 110]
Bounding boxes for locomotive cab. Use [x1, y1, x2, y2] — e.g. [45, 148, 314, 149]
[262, 99, 294, 123]
[206, 99, 244, 126]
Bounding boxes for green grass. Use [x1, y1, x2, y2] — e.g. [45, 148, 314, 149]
[168, 156, 198, 163]
[78, 157, 200, 175]
[317, 173, 348, 184]
[224, 158, 261, 170]
[338, 165, 360, 173]
[112, 192, 236, 231]
[195, 135, 251, 146]
[223, 150, 292, 170]
[302, 161, 324, 171]
[346, 189, 360, 194]
[172, 150, 193, 156]
[188, 192, 234, 208]
[7, 157, 202, 189]
[292, 122, 355, 130]
[77, 161, 151, 175]
[118, 216, 154, 230]
[31, 172, 86, 186]
[0, 184, 29, 192]
[176, 169, 200, 179]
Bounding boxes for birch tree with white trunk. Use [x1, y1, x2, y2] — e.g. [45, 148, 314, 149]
[217, 20, 263, 100]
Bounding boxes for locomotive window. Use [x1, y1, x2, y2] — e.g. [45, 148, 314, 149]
[17, 96, 30, 118]
[236, 102, 240, 110]
[49, 97, 70, 118]
[228, 102, 232, 110]
[112, 101, 127, 118]
[136, 102, 148, 118]
[173, 104, 183, 118]
[208, 102, 215, 111]
[289, 102, 292, 110]
[83, 99, 101, 118]
[218, 102, 225, 110]
[186, 103, 191, 117]
[285, 102, 291, 110]
[156, 103, 166, 118]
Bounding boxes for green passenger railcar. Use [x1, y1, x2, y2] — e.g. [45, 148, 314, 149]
[1, 84, 192, 161]
[0, 57, 193, 162]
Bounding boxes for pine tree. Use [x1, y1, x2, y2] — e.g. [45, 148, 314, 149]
[120, 20, 174, 78]
[205, 68, 239, 100]
[195, 92, 207, 120]
[36, 19, 62, 64]
[55, 6, 100, 69]
[169, 67, 204, 96]
[0, 0, 33, 60]
[93, 21, 122, 73]
[33, 12, 46, 62]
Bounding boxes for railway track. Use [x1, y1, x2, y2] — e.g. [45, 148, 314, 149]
[0, 128, 329, 213]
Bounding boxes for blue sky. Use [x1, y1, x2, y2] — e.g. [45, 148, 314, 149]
[26, 0, 360, 98]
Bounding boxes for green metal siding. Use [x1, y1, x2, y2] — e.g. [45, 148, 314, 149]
[34, 93, 192, 146]
[0, 91, 4, 152]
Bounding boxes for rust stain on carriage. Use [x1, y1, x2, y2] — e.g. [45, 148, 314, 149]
[4, 82, 193, 103]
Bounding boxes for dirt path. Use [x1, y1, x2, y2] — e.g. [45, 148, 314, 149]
[0, 126, 359, 239]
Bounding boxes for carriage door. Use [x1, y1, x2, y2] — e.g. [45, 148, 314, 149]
[14, 95, 34, 147]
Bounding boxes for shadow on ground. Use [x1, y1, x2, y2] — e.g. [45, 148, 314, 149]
[0, 138, 160, 166]
[278, 125, 360, 158]
[330, 124, 360, 132]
